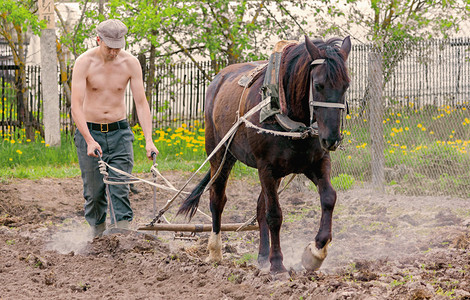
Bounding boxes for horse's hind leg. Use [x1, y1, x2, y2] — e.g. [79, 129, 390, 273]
[206, 153, 237, 263]
[302, 162, 336, 271]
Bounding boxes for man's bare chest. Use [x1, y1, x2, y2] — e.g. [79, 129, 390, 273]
[86, 63, 130, 92]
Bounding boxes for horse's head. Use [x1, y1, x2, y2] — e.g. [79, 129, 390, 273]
[305, 36, 351, 151]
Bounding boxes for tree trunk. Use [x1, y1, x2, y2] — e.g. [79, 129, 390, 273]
[15, 28, 34, 140]
[146, 43, 156, 103]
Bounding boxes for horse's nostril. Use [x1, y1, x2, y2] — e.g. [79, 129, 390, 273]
[321, 138, 339, 151]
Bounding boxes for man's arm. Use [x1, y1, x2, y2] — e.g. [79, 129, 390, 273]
[129, 56, 159, 159]
[71, 56, 102, 157]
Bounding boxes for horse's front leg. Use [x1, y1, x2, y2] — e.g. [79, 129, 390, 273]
[303, 162, 336, 271]
[256, 192, 270, 269]
[258, 169, 286, 273]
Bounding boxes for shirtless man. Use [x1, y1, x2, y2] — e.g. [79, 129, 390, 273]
[71, 19, 158, 237]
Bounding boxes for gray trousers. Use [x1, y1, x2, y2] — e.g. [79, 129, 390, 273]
[74, 126, 134, 227]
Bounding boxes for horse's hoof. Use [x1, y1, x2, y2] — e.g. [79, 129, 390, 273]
[301, 241, 329, 271]
[272, 271, 290, 281]
[205, 252, 222, 263]
[257, 255, 269, 269]
[270, 264, 288, 274]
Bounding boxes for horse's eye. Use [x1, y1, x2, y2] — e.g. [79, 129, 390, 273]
[314, 83, 324, 91]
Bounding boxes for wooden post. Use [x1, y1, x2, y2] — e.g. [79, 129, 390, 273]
[39, 0, 60, 146]
[368, 52, 384, 192]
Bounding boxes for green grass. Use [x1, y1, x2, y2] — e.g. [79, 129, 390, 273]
[0, 123, 257, 181]
[330, 103, 470, 196]
[1, 103, 469, 197]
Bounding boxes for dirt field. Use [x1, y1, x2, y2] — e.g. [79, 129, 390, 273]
[1, 172, 469, 299]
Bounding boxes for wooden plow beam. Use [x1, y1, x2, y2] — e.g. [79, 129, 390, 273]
[138, 223, 258, 232]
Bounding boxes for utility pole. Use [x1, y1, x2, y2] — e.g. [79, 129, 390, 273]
[39, 0, 61, 146]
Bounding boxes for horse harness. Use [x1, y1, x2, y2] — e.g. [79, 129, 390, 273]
[237, 41, 348, 140]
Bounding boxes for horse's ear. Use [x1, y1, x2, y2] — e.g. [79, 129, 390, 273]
[305, 35, 320, 60]
[340, 36, 351, 60]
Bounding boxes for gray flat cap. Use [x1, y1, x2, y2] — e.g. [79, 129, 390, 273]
[96, 19, 128, 48]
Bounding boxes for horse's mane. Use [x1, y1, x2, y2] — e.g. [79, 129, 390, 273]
[279, 37, 350, 119]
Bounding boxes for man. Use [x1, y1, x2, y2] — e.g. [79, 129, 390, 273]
[71, 19, 159, 237]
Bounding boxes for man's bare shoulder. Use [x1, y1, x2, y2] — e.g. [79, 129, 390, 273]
[120, 51, 140, 65]
[74, 47, 99, 69]
[119, 51, 141, 74]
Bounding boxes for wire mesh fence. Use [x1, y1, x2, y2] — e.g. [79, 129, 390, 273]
[330, 38, 470, 198]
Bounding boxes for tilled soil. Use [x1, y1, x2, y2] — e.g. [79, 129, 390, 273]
[0, 173, 469, 299]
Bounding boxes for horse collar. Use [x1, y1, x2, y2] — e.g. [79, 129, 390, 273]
[259, 44, 319, 137]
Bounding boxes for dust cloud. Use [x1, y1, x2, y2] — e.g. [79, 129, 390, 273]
[45, 222, 93, 254]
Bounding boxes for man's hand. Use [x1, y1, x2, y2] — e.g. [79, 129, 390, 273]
[87, 140, 102, 157]
[146, 142, 159, 160]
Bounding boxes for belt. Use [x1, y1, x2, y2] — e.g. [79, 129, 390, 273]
[87, 120, 129, 133]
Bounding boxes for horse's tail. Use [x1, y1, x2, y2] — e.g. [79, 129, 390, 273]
[177, 170, 211, 220]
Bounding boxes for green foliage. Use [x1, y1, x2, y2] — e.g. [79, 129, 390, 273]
[331, 174, 355, 191]
[0, 0, 45, 36]
[234, 253, 257, 265]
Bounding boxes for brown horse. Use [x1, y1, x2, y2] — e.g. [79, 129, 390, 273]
[178, 36, 351, 273]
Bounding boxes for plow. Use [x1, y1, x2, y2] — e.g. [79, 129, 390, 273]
[97, 149, 297, 238]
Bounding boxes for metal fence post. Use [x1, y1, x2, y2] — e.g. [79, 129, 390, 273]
[368, 51, 384, 192]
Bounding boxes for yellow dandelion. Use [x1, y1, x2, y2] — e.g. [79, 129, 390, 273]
[389, 150, 395, 154]
[193, 148, 197, 152]
[26, 139, 31, 142]
[45, 144, 50, 147]
[405, 127, 409, 131]
[10, 140, 15, 144]
[390, 132, 395, 137]
[346, 115, 351, 120]
[395, 120, 400, 124]
[9, 158, 13, 161]
[417, 124, 422, 128]
[347, 155, 352, 159]
[401, 145, 407, 149]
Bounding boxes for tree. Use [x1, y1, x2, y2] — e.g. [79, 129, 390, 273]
[0, 0, 45, 140]
[310, 0, 470, 114]
[65, 0, 317, 124]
